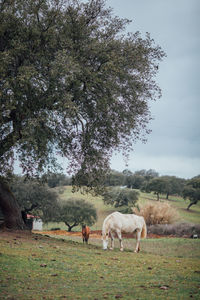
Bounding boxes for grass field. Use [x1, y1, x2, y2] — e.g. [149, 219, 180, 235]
[1, 186, 200, 299]
[0, 231, 200, 300]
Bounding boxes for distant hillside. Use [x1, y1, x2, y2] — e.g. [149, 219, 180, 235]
[43, 186, 200, 231]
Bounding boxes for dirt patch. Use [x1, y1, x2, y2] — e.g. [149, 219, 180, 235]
[33, 229, 165, 239]
[0, 229, 39, 244]
[35, 230, 102, 239]
[0, 229, 32, 238]
[0, 229, 185, 241]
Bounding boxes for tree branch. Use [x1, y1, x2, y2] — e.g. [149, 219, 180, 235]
[24, 203, 39, 214]
[0, 130, 20, 157]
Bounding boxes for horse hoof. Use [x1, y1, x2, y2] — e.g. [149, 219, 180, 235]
[109, 247, 113, 250]
[120, 248, 124, 252]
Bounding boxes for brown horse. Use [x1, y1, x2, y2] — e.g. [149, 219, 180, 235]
[82, 225, 90, 243]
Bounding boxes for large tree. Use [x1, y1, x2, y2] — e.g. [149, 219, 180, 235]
[0, 0, 165, 229]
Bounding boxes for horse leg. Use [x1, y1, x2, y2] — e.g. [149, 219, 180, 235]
[110, 232, 114, 250]
[135, 230, 141, 253]
[116, 230, 123, 251]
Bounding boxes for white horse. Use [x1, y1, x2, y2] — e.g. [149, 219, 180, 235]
[102, 212, 147, 253]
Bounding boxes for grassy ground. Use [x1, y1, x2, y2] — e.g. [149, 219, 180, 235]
[1, 186, 199, 299]
[0, 231, 200, 300]
[43, 186, 200, 231]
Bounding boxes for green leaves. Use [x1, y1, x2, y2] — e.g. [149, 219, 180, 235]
[10, 176, 60, 221]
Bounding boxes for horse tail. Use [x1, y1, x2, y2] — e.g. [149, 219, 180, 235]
[141, 219, 147, 238]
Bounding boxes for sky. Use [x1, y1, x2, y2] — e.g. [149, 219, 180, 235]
[106, 0, 200, 179]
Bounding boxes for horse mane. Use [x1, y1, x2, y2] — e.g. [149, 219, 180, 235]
[102, 214, 113, 237]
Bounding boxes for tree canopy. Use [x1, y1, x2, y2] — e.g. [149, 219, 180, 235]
[144, 177, 168, 201]
[0, 0, 165, 188]
[57, 198, 97, 232]
[103, 187, 139, 213]
[10, 176, 59, 221]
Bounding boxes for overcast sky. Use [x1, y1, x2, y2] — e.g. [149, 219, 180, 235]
[107, 0, 200, 179]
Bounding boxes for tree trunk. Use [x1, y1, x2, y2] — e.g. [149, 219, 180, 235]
[187, 202, 196, 211]
[67, 226, 72, 232]
[0, 180, 26, 230]
[65, 222, 78, 232]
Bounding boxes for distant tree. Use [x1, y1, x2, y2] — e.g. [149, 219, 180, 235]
[134, 170, 147, 177]
[161, 176, 186, 199]
[43, 173, 71, 188]
[122, 169, 133, 177]
[103, 187, 139, 213]
[182, 177, 200, 210]
[134, 169, 159, 192]
[104, 170, 125, 186]
[10, 176, 60, 223]
[0, 0, 165, 229]
[135, 169, 159, 181]
[58, 199, 97, 232]
[145, 177, 168, 201]
[145, 169, 159, 181]
[125, 174, 145, 189]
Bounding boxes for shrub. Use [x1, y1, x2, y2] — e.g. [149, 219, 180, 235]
[134, 202, 179, 225]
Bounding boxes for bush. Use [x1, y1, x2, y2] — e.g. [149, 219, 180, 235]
[134, 202, 179, 225]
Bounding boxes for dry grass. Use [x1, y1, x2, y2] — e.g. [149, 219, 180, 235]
[134, 202, 179, 225]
